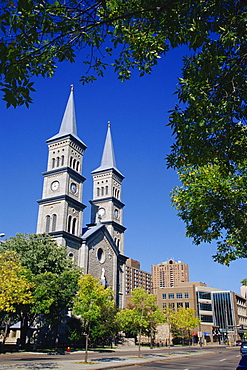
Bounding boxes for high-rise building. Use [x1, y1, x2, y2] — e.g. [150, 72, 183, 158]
[36, 87, 127, 307]
[125, 258, 152, 296]
[152, 259, 189, 294]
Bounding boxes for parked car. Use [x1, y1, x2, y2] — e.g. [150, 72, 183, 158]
[240, 342, 247, 356]
[236, 354, 247, 369]
[237, 340, 243, 346]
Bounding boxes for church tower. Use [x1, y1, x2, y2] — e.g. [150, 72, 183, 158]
[90, 122, 126, 254]
[36, 86, 87, 262]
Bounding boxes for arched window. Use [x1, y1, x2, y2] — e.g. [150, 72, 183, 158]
[113, 187, 115, 197]
[68, 215, 72, 233]
[73, 158, 77, 169]
[56, 157, 60, 167]
[45, 215, 50, 233]
[117, 190, 120, 199]
[76, 161, 80, 172]
[97, 187, 100, 197]
[101, 187, 104, 196]
[105, 186, 108, 195]
[61, 155, 64, 166]
[52, 214, 57, 232]
[52, 158, 55, 169]
[72, 218, 77, 235]
[70, 157, 73, 167]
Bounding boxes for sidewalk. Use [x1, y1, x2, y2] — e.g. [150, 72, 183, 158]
[1, 346, 216, 370]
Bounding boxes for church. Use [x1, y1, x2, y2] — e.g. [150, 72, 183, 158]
[36, 86, 128, 308]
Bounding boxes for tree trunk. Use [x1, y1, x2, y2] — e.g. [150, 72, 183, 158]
[138, 330, 141, 357]
[20, 313, 28, 349]
[84, 334, 89, 363]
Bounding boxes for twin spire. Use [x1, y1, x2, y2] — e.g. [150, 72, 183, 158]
[49, 86, 120, 174]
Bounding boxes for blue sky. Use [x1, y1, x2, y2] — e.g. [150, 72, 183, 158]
[0, 46, 246, 294]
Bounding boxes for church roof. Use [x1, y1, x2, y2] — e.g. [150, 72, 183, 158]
[92, 122, 123, 177]
[47, 85, 86, 147]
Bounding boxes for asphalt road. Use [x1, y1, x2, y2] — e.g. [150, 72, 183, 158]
[0, 345, 241, 369]
[109, 347, 241, 369]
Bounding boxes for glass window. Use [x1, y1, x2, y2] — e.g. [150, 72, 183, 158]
[51, 214, 57, 232]
[168, 302, 175, 310]
[162, 294, 166, 300]
[45, 215, 50, 233]
[176, 293, 182, 299]
[177, 302, 183, 308]
[163, 303, 167, 309]
[198, 291, 211, 300]
[184, 292, 189, 299]
[200, 315, 213, 323]
[199, 303, 212, 311]
[168, 293, 174, 299]
[185, 302, 190, 308]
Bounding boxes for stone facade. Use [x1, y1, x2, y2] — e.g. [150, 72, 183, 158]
[36, 88, 127, 308]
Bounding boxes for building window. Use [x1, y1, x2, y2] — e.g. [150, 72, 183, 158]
[56, 157, 60, 167]
[72, 218, 76, 234]
[76, 161, 79, 172]
[198, 291, 211, 300]
[52, 214, 57, 232]
[101, 187, 104, 196]
[199, 303, 212, 311]
[68, 215, 72, 233]
[163, 303, 167, 309]
[105, 186, 108, 195]
[162, 294, 166, 300]
[45, 215, 50, 232]
[200, 315, 213, 323]
[176, 293, 182, 299]
[185, 302, 190, 309]
[168, 303, 175, 310]
[177, 302, 183, 309]
[184, 292, 189, 299]
[168, 293, 174, 299]
[61, 155, 64, 166]
[52, 158, 55, 168]
[97, 187, 100, 197]
[97, 248, 105, 263]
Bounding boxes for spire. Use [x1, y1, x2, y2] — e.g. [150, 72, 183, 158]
[47, 85, 86, 147]
[100, 121, 116, 169]
[58, 84, 77, 136]
[92, 122, 123, 176]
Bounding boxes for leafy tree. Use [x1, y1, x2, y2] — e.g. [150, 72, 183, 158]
[0, 233, 81, 348]
[171, 163, 247, 265]
[169, 307, 200, 346]
[117, 287, 164, 357]
[73, 274, 116, 363]
[0, 251, 33, 346]
[1, 0, 247, 262]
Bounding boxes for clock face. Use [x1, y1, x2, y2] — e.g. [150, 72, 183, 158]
[70, 183, 77, 194]
[51, 181, 59, 191]
[98, 208, 105, 217]
[114, 209, 119, 218]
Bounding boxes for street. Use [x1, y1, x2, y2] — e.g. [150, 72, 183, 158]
[0, 345, 241, 369]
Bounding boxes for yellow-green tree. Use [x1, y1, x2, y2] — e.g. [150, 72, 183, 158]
[117, 287, 165, 357]
[0, 251, 33, 345]
[73, 274, 116, 363]
[169, 307, 200, 347]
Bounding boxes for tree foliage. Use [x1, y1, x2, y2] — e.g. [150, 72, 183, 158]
[117, 287, 164, 356]
[0, 250, 33, 312]
[0, 233, 81, 346]
[73, 274, 116, 361]
[1, 0, 247, 262]
[171, 163, 247, 265]
[168, 307, 200, 345]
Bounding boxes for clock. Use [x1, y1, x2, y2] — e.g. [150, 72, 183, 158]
[51, 181, 59, 191]
[98, 208, 105, 217]
[114, 209, 119, 218]
[70, 183, 77, 194]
